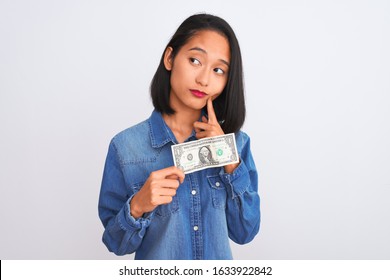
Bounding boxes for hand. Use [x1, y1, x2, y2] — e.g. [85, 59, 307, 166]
[193, 98, 239, 174]
[193, 98, 224, 139]
[130, 166, 185, 218]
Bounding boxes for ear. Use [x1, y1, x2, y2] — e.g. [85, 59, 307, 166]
[163, 47, 173, 71]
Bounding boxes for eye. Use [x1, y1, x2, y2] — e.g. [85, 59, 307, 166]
[190, 57, 201, 65]
[214, 68, 225, 75]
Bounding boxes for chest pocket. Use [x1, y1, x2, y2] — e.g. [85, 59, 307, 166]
[207, 175, 227, 210]
[155, 196, 180, 217]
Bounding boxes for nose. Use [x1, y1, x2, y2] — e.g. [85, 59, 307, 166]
[195, 68, 210, 87]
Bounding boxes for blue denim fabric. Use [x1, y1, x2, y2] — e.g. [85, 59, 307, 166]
[98, 110, 260, 260]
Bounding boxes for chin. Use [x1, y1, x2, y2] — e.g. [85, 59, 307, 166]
[183, 100, 206, 111]
[188, 104, 206, 111]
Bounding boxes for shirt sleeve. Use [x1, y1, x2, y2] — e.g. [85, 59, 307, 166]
[219, 132, 261, 244]
[98, 139, 153, 255]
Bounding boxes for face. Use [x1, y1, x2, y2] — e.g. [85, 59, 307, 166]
[200, 147, 210, 157]
[164, 30, 230, 112]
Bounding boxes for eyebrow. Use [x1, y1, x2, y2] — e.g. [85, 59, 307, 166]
[188, 47, 230, 67]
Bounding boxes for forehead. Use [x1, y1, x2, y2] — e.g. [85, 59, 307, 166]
[182, 30, 230, 61]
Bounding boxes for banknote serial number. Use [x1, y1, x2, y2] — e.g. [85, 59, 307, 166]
[212, 266, 272, 276]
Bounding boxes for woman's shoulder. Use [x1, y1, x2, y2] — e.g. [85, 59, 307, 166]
[110, 118, 151, 150]
[235, 130, 250, 142]
[116, 119, 149, 138]
[235, 130, 251, 151]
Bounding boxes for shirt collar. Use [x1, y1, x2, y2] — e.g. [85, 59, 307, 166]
[148, 110, 206, 148]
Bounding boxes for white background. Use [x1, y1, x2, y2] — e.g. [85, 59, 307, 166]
[0, 0, 389, 259]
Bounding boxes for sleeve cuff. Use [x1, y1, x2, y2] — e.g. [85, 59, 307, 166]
[219, 160, 250, 199]
[117, 196, 154, 238]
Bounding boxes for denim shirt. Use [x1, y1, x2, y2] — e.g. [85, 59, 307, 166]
[98, 110, 260, 260]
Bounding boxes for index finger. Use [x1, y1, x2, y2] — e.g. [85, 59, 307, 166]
[155, 166, 185, 183]
[207, 97, 218, 124]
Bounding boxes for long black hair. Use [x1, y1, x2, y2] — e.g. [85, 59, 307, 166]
[150, 13, 245, 134]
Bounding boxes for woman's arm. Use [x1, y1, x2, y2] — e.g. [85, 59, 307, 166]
[98, 140, 185, 255]
[98, 140, 151, 255]
[219, 132, 261, 244]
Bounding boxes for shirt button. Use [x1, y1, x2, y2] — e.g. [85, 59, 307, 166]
[191, 190, 197, 195]
[215, 182, 220, 187]
[193, 226, 199, 231]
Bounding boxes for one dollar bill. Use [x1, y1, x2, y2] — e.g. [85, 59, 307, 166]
[171, 133, 239, 174]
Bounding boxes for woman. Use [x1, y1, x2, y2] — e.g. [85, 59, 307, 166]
[98, 13, 260, 260]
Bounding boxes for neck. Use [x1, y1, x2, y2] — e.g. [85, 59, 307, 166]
[163, 109, 201, 143]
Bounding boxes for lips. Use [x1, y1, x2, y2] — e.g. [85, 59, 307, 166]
[190, 89, 207, 98]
